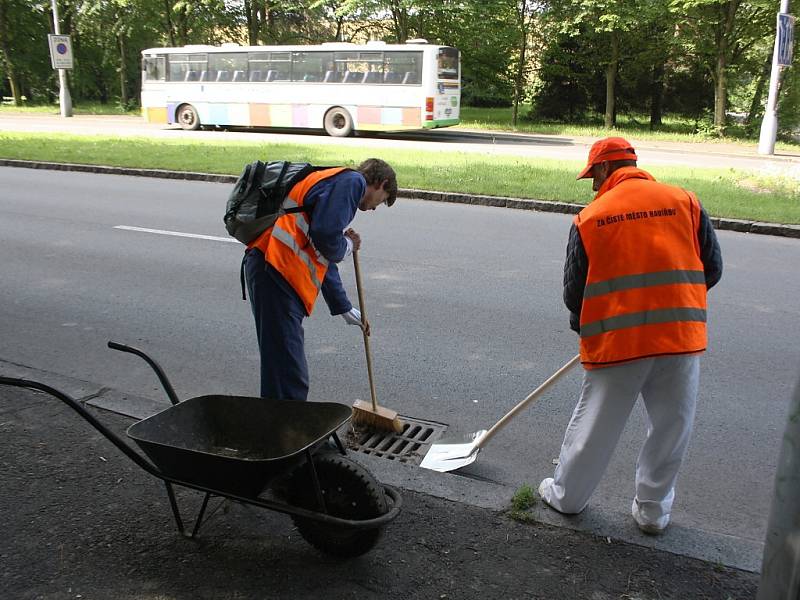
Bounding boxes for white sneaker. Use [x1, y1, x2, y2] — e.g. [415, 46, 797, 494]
[538, 478, 554, 504]
[631, 499, 668, 535]
[636, 521, 666, 536]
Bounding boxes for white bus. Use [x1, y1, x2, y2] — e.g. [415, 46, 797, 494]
[140, 41, 460, 137]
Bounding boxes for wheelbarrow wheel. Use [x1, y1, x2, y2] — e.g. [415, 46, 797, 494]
[288, 453, 387, 558]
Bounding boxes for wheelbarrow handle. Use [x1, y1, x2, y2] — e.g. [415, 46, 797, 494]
[107, 341, 180, 406]
[0, 376, 161, 478]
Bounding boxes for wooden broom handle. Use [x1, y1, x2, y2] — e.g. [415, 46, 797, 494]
[477, 354, 581, 450]
[353, 250, 379, 412]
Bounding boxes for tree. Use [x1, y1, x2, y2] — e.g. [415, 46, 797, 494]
[543, 0, 649, 128]
[670, 0, 773, 134]
[0, 0, 52, 105]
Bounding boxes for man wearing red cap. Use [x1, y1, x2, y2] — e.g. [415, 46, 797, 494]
[538, 137, 723, 535]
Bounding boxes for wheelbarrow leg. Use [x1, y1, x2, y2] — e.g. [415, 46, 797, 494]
[191, 493, 212, 537]
[331, 432, 346, 455]
[164, 482, 187, 536]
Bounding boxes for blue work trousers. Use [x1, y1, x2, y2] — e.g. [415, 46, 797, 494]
[244, 248, 309, 401]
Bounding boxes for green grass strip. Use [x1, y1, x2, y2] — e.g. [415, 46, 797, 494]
[1, 131, 798, 224]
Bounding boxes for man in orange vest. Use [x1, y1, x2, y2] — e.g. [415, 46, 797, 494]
[538, 137, 722, 535]
[243, 158, 397, 402]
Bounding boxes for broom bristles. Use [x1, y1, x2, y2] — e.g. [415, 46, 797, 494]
[352, 399, 404, 433]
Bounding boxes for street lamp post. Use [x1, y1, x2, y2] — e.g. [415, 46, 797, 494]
[758, 0, 792, 155]
[51, 0, 72, 118]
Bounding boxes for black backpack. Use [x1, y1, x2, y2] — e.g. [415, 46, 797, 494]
[224, 160, 316, 244]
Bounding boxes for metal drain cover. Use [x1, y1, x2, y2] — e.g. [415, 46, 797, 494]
[345, 416, 448, 465]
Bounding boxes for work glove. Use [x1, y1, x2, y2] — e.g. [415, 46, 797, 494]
[342, 307, 363, 327]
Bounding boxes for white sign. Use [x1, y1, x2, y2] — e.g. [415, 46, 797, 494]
[48, 34, 73, 69]
[777, 13, 795, 67]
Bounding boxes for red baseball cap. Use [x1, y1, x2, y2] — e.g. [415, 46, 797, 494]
[577, 137, 638, 179]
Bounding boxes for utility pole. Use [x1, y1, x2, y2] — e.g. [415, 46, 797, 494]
[50, 0, 72, 117]
[758, 0, 793, 154]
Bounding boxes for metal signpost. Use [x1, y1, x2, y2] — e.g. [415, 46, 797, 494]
[48, 0, 72, 117]
[758, 1, 794, 155]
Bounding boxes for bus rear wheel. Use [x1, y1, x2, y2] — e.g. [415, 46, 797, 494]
[324, 107, 353, 137]
[176, 104, 200, 131]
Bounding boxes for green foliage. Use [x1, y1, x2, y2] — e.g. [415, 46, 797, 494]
[530, 26, 603, 121]
[509, 484, 537, 522]
[0, 131, 798, 223]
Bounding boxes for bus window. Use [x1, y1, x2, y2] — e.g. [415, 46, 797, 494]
[209, 53, 248, 83]
[168, 53, 207, 82]
[143, 56, 166, 81]
[248, 52, 290, 81]
[292, 52, 333, 82]
[334, 51, 383, 84]
[384, 51, 422, 85]
[437, 47, 459, 80]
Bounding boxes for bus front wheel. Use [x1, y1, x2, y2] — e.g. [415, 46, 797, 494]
[324, 107, 353, 137]
[176, 104, 200, 131]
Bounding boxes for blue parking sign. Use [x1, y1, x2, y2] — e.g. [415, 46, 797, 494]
[777, 13, 795, 67]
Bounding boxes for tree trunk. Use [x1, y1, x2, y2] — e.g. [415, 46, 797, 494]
[118, 34, 128, 106]
[163, 0, 176, 47]
[334, 16, 343, 42]
[244, 0, 254, 46]
[604, 30, 619, 129]
[0, 0, 21, 105]
[175, 1, 188, 46]
[745, 50, 772, 126]
[390, 1, 409, 42]
[512, 0, 529, 127]
[265, 1, 275, 44]
[712, 0, 740, 134]
[713, 53, 727, 132]
[649, 60, 665, 129]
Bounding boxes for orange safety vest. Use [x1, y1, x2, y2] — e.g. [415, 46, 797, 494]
[249, 167, 348, 315]
[575, 167, 707, 368]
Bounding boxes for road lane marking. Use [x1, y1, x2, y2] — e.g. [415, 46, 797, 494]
[114, 225, 237, 244]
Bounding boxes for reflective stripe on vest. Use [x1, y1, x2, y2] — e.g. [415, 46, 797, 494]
[575, 168, 708, 368]
[583, 269, 706, 299]
[580, 306, 707, 338]
[250, 167, 348, 315]
[270, 224, 326, 290]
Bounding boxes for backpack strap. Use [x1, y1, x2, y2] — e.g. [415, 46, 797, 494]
[240, 252, 247, 301]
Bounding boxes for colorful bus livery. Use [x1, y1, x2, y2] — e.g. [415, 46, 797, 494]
[140, 41, 460, 137]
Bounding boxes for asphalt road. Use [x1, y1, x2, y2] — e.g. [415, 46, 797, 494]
[2, 113, 799, 178]
[1, 167, 798, 571]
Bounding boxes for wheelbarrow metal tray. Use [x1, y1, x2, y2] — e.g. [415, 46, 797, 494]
[127, 395, 351, 497]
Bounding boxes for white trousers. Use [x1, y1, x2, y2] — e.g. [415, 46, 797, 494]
[540, 354, 700, 529]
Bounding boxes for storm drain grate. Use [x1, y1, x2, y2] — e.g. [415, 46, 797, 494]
[346, 416, 448, 466]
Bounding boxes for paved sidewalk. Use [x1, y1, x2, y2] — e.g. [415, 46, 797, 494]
[1, 384, 758, 599]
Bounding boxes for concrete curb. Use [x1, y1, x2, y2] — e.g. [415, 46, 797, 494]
[2, 158, 798, 239]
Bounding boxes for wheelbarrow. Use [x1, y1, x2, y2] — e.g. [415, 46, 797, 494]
[0, 342, 401, 558]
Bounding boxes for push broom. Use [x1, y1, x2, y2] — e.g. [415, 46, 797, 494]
[350, 249, 404, 433]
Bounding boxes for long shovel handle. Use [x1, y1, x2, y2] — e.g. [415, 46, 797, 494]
[476, 354, 581, 451]
[353, 250, 379, 412]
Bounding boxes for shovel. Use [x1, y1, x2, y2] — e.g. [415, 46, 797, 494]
[420, 355, 581, 472]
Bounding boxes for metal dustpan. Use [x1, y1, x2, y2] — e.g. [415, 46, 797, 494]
[420, 355, 581, 473]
